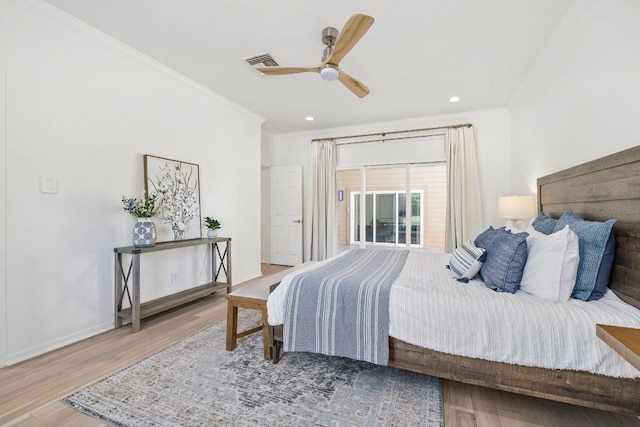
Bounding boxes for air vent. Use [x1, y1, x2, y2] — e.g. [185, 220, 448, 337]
[244, 52, 279, 67]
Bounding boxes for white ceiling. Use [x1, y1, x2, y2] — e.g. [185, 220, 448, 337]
[43, 0, 574, 134]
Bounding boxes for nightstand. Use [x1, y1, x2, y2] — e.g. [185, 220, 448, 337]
[596, 324, 640, 371]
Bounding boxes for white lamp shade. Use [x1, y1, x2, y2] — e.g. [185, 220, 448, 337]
[498, 195, 536, 220]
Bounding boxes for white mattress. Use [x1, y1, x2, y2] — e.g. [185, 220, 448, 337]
[268, 250, 640, 378]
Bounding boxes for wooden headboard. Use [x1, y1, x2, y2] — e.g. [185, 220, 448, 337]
[537, 145, 640, 309]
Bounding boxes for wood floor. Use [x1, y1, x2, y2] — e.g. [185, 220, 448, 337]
[1, 264, 638, 427]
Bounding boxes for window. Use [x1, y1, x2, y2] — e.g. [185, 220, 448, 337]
[337, 164, 446, 251]
[335, 131, 447, 252]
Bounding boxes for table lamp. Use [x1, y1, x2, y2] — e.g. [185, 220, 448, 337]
[498, 195, 536, 231]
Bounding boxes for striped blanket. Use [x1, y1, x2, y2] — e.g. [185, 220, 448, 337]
[283, 248, 408, 365]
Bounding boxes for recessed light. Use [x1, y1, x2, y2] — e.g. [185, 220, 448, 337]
[305, 116, 314, 121]
[449, 96, 460, 103]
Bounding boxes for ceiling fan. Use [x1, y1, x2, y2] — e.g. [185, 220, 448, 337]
[256, 14, 374, 98]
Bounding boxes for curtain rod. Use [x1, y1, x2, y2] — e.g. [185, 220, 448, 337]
[310, 123, 472, 144]
[336, 133, 445, 146]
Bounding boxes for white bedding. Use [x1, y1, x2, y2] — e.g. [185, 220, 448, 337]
[268, 250, 640, 378]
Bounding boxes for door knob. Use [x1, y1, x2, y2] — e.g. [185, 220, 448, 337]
[293, 219, 302, 223]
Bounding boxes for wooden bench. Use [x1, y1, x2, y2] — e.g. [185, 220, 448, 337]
[225, 262, 315, 360]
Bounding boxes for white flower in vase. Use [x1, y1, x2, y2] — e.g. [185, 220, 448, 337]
[149, 161, 200, 240]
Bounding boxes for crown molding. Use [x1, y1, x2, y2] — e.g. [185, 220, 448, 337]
[10, 0, 265, 125]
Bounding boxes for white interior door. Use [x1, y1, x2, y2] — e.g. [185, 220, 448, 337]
[270, 166, 303, 266]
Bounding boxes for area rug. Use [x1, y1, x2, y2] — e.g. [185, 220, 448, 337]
[63, 311, 443, 426]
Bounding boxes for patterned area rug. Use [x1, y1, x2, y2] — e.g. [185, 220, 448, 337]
[63, 311, 443, 426]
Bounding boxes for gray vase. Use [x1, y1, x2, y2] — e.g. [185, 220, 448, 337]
[133, 218, 157, 247]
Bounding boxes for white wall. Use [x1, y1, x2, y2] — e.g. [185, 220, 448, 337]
[0, 74, 7, 365]
[0, 0, 263, 365]
[510, 0, 640, 195]
[260, 167, 270, 263]
[261, 131, 275, 262]
[268, 109, 511, 260]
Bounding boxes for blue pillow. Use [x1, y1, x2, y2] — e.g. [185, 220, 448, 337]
[587, 230, 616, 301]
[474, 226, 504, 249]
[553, 210, 617, 300]
[531, 212, 557, 235]
[480, 229, 529, 293]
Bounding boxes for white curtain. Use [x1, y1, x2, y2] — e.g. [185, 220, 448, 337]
[307, 139, 337, 261]
[445, 126, 484, 252]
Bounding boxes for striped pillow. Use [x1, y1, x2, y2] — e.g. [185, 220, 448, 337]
[448, 241, 485, 282]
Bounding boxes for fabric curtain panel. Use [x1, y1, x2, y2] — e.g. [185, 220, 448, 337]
[445, 126, 484, 253]
[308, 139, 338, 261]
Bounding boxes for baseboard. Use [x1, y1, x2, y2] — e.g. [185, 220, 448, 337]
[4, 321, 113, 366]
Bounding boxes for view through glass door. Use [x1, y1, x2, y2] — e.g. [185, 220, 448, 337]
[351, 190, 423, 246]
[336, 164, 446, 251]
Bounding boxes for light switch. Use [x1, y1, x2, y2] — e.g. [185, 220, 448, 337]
[40, 176, 58, 194]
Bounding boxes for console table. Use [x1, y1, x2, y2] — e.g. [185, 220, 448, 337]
[114, 237, 231, 332]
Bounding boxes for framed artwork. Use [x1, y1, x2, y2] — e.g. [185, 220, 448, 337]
[144, 154, 202, 242]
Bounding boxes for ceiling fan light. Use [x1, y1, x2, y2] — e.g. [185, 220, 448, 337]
[320, 64, 339, 81]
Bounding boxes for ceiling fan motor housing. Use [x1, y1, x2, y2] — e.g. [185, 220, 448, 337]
[321, 27, 339, 62]
[322, 27, 339, 47]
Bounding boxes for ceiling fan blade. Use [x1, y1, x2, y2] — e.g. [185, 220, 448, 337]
[327, 14, 374, 66]
[256, 65, 320, 75]
[338, 69, 370, 98]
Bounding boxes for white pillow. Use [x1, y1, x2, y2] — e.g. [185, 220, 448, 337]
[519, 225, 580, 302]
[448, 240, 485, 282]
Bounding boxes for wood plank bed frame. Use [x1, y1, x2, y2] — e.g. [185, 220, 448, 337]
[271, 145, 640, 415]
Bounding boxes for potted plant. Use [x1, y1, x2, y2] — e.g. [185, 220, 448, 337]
[204, 216, 221, 238]
[122, 193, 158, 247]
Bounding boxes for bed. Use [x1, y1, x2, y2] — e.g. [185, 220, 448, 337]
[268, 145, 640, 415]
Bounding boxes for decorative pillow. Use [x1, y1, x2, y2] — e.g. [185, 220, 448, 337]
[480, 229, 529, 293]
[553, 210, 617, 300]
[448, 241, 485, 283]
[587, 230, 616, 301]
[519, 225, 580, 302]
[474, 226, 504, 249]
[531, 212, 557, 235]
